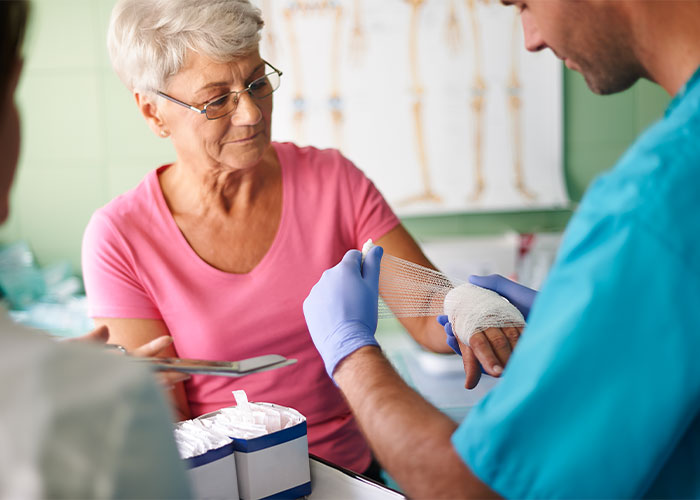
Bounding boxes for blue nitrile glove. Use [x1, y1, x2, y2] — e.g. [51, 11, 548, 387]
[468, 274, 538, 320]
[303, 246, 383, 378]
[437, 314, 461, 355]
[437, 314, 488, 374]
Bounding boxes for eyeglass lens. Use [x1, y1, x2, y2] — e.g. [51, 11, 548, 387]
[204, 65, 281, 120]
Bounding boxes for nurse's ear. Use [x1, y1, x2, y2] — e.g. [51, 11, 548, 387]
[0, 58, 24, 224]
[7, 58, 23, 97]
[134, 91, 170, 138]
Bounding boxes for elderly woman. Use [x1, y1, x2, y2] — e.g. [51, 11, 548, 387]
[83, 0, 516, 475]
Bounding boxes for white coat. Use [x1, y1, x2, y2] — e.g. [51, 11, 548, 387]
[0, 310, 191, 499]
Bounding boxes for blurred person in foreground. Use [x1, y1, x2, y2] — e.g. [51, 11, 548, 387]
[303, 0, 700, 497]
[81, 0, 522, 477]
[0, 2, 190, 497]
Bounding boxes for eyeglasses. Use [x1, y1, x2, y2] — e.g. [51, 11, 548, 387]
[157, 61, 283, 120]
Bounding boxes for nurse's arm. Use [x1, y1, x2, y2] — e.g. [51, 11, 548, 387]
[94, 317, 192, 421]
[333, 345, 499, 499]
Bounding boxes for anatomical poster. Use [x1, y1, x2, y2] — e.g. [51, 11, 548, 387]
[255, 0, 567, 215]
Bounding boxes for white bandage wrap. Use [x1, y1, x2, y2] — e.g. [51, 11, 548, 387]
[361, 239, 374, 265]
[173, 390, 304, 459]
[444, 283, 525, 345]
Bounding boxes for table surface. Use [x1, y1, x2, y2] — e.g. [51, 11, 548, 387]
[308, 456, 404, 499]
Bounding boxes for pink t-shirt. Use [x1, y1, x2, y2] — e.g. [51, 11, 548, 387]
[81, 142, 400, 472]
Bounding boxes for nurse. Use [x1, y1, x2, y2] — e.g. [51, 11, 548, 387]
[303, 0, 700, 497]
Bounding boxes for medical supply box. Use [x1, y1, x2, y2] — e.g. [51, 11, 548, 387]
[198, 402, 311, 499]
[185, 441, 239, 499]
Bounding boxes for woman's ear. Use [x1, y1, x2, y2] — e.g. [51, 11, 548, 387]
[134, 91, 169, 138]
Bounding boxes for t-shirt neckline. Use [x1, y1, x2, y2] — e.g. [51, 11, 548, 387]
[148, 143, 289, 278]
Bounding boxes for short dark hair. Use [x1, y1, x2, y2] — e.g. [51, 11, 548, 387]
[0, 0, 30, 98]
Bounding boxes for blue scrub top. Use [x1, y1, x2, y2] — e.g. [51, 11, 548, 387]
[453, 66, 700, 499]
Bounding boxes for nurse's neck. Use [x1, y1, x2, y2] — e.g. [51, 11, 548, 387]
[630, 1, 700, 96]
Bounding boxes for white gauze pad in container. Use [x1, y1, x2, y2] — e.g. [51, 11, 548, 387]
[174, 391, 311, 500]
[173, 391, 304, 459]
[444, 283, 525, 345]
[173, 419, 235, 459]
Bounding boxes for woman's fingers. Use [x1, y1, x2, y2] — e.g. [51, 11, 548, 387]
[484, 328, 513, 367]
[131, 335, 174, 358]
[125, 336, 192, 388]
[68, 331, 189, 389]
[156, 371, 191, 389]
[457, 339, 483, 389]
[68, 325, 109, 344]
[501, 326, 522, 350]
[468, 329, 504, 376]
[468, 327, 525, 377]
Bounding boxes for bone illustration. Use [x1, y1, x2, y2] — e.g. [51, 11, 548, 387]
[282, 1, 346, 148]
[398, 0, 443, 207]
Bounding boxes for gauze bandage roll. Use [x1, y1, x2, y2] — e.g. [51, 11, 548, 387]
[362, 239, 525, 343]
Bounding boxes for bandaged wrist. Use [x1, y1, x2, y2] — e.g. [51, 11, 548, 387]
[444, 283, 525, 345]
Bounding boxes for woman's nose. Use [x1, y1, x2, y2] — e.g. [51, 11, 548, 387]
[231, 92, 262, 126]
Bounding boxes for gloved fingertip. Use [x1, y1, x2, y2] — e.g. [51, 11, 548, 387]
[468, 274, 487, 286]
[341, 249, 362, 267]
[436, 314, 449, 326]
[446, 337, 462, 356]
[368, 244, 383, 259]
[362, 245, 383, 281]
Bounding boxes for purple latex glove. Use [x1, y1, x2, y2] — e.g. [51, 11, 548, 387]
[437, 314, 461, 355]
[303, 246, 383, 378]
[437, 315, 488, 377]
[469, 274, 538, 320]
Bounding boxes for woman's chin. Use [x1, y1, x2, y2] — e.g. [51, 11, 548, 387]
[218, 140, 269, 169]
[216, 153, 263, 172]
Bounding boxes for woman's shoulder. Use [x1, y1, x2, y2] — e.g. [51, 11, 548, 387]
[92, 167, 163, 223]
[273, 142, 364, 180]
[86, 166, 164, 238]
[274, 141, 352, 168]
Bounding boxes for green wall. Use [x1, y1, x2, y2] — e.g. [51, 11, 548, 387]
[1, 0, 670, 271]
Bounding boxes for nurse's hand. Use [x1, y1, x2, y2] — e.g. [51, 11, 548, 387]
[469, 274, 538, 319]
[437, 316, 524, 389]
[303, 246, 383, 378]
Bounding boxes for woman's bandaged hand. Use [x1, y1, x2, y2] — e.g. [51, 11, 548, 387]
[442, 284, 526, 385]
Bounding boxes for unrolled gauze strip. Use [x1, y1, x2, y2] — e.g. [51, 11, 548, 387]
[362, 239, 461, 319]
[444, 283, 525, 345]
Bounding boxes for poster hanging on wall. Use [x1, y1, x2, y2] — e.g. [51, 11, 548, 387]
[254, 0, 567, 215]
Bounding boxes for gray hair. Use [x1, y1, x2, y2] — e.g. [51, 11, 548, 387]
[108, 0, 264, 94]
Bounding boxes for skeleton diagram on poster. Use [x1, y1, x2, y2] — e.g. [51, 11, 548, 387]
[255, 0, 567, 215]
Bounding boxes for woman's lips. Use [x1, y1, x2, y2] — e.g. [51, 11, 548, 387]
[228, 131, 261, 143]
[223, 130, 263, 144]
